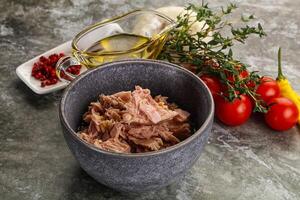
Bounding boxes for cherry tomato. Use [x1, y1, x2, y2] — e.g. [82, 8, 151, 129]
[226, 69, 256, 88]
[265, 97, 299, 131]
[260, 76, 274, 82]
[200, 75, 222, 99]
[225, 70, 234, 83]
[241, 70, 257, 89]
[215, 94, 253, 126]
[181, 63, 197, 73]
[246, 80, 256, 89]
[256, 76, 280, 103]
[239, 70, 249, 79]
[227, 70, 248, 83]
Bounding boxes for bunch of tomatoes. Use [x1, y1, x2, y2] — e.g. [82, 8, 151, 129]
[200, 73, 299, 131]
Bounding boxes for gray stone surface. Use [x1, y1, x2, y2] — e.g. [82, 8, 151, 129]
[0, 0, 299, 199]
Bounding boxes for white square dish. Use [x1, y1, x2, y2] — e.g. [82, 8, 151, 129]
[16, 23, 124, 95]
[16, 41, 73, 94]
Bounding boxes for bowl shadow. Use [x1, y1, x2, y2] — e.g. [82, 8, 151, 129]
[64, 167, 181, 200]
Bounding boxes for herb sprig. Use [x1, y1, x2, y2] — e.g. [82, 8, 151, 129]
[158, 3, 267, 112]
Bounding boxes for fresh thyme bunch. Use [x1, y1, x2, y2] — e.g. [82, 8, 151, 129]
[158, 3, 267, 112]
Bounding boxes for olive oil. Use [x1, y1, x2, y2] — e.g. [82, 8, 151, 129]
[74, 33, 169, 68]
[85, 33, 150, 53]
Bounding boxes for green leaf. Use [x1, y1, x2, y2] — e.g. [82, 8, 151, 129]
[241, 14, 255, 22]
[228, 49, 233, 57]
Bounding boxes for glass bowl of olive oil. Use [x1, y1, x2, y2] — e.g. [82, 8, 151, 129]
[56, 10, 176, 81]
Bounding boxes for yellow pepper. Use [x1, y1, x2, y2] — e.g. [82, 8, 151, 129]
[276, 47, 300, 125]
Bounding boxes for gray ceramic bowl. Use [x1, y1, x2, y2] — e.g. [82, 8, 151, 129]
[59, 59, 214, 192]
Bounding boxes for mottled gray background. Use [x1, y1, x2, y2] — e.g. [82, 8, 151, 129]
[0, 0, 300, 200]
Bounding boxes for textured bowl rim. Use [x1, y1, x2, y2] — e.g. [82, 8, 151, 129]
[59, 59, 214, 158]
